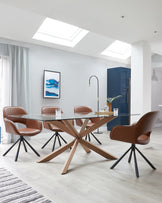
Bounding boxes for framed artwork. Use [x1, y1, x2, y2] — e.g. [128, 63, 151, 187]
[43, 70, 61, 98]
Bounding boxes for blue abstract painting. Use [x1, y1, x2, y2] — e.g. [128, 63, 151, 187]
[44, 70, 60, 98]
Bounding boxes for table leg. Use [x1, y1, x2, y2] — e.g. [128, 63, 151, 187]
[80, 143, 91, 153]
[62, 139, 79, 174]
[38, 116, 117, 174]
[38, 140, 75, 163]
[79, 119, 91, 153]
[80, 139, 117, 160]
[80, 117, 116, 138]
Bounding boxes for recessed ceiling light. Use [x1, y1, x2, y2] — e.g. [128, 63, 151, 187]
[101, 40, 131, 60]
[33, 17, 89, 47]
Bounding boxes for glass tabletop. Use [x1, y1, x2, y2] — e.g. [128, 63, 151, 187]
[9, 112, 137, 122]
[9, 112, 116, 121]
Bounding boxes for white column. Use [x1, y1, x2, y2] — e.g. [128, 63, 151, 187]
[131, 41, 151, 123]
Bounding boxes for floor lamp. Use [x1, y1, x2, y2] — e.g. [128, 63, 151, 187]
[89, 75, 102, 134]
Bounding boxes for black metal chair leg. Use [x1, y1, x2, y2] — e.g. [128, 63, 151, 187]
[41, 133, 55, 149]
[128, 146, 133, 163]
[42, 132, 68, 151]
[91, 132, 102, 145]
[3, 138, 20, 156]
[110, 146, 132, 169]
[15, 138, 22, 161]
[58, 133, 67, 144]
[52, 135, 57, 152]
[57, 134, 61, 147]
[135, 146, 156, 170]
[88, 134, 91, 142]
[85, 135, 87, 140]
[58, 132, 71, 149]
[133, 148, 139, 178]
[111, 143, 156, 178]
[23, 138, 40, 157]
[22, 139, 27, 152]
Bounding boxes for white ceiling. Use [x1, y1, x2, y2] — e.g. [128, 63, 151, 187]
[0, 0, 162, 61]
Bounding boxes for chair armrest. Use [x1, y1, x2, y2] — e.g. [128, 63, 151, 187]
[4, 118, 20, 135]
[43, 121, 59, 130]
[110, 125, 137, 144]
[26, 119, 42, 130]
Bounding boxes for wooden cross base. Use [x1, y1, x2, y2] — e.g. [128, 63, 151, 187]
[38, 116, 117, 174]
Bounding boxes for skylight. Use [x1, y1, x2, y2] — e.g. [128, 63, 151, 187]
[101, 40, 131, 59]
[33, 17, 89, 47]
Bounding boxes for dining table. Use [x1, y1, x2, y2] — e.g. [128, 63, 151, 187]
[13, 112, 118, 174]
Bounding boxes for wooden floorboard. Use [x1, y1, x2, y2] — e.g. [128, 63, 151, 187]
[0, 127, 162, 203]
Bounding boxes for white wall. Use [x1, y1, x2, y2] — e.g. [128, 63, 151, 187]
[131, 41, 151, 123]
[152, 54, 162, 125]
[28, 44, 129, 114]
[2, 37, 162, 128]
[0, 37, 130, 115]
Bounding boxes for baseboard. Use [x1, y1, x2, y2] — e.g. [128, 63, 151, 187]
[155, 123, 162, 127]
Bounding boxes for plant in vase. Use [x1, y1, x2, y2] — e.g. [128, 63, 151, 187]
[106, 95, 122, 112]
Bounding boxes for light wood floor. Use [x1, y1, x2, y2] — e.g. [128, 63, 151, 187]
[0, 127, 162, 203]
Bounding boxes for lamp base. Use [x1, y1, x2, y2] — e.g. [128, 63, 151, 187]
[94, 129, 103, 134]
[94, 131, 103, 134]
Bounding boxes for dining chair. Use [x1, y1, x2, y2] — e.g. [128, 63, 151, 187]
[3, 106, 42, 161]
[41, 106, 71, 151]
[110, 111, 159, 177]
[74, 106, 102, 144]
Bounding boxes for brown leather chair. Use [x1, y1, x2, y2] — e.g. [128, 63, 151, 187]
[74, 106, 102, 144]
[41, 106, 70, 151]
[110, 111, 159, 177]
[3, 106, 42, 161]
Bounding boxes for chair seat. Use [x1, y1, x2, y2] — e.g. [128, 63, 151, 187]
[19, 128, 41, 136]
[137, 134, 150, 145]
[49, 124, 63, 132]
[3, 106, 42, 161]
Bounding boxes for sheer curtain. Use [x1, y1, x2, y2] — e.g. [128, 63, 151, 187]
[0, 43, 29, 143]
[8, 45, 29, 111]
[0, 55, 11, 143]
[8, 45, 29, 142]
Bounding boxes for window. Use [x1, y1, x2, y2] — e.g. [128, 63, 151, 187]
[0, 56, 11, 143]
[101, 40, 131, 60]
[33, 17, 89, 47]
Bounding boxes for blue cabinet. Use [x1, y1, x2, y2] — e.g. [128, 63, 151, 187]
[107, 67, 131, 130]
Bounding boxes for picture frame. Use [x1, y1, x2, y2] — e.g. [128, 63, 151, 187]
[43, 70, 61, 99]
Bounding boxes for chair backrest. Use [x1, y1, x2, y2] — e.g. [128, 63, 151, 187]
[74, 106, 100, 126]
[3, 106, 27, 125]
[41, 106, 63, 114]
[110, 111, 159, 144]
[74, 106, 92, 114]
[41, 106, 62, 129]
[74, 106, 90, 126]
[136, 111, 159, 135]
[3, 106, 42, 136]
[41, 106, 74, 129]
